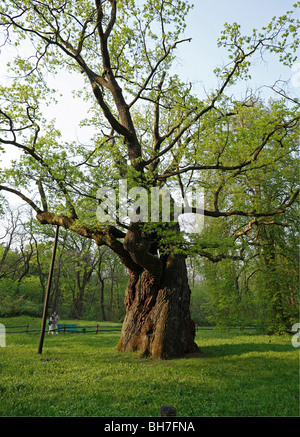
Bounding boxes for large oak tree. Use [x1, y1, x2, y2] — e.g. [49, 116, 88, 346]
[0, 1, 299, 358]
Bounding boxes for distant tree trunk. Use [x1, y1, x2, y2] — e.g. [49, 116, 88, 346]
[117, 252, 199, 359]
[109, 275, 114, 320]
[261, 227, 290, 332]
[74, 259, 95, 318]
[51, 252, 63, 313]
[18, 236, 34, 283]
[99, 275, 106, 321]
[0, 208, 21, 279]
[96, 249, 107, 321]
[32, 237, 47, 303]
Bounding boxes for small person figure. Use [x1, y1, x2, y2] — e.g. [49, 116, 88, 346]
[52, 312, 59, 334]
[48, 312, 59, 334]
[48, 314, 54, 335]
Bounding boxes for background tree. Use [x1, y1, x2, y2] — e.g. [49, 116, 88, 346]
[0, 209, 128, 319]
[0, 206, 22, 278]
[0, 1, 299, 357]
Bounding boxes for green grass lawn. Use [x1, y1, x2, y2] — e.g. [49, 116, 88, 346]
[0, 316, 299, 417]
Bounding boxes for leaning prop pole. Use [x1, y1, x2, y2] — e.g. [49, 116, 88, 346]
[37, 225, 60, 354]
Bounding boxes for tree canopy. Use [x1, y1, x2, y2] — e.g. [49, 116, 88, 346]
[0, 2, 298, 242]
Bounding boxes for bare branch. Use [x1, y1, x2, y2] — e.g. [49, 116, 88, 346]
[0, 185, 42, 213]
[129, 38, 192, 108]
[184, 188, 299, 219]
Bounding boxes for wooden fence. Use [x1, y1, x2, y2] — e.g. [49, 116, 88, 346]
[4, 324, 259, 334]
[4, 324, 121, 334]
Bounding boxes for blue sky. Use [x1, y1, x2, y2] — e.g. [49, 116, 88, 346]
[175, 0, 299, 97]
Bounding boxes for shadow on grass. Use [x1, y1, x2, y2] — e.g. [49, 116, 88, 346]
[197, 341, 294, 358]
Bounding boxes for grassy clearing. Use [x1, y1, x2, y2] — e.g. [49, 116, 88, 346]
[0, 316, 299, 417]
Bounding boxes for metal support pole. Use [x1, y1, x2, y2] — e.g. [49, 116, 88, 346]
[37, 225, 60, 354]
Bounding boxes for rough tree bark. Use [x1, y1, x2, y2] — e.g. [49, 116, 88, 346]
[117, 254, 199, 359]
[117, 222, 199, 358]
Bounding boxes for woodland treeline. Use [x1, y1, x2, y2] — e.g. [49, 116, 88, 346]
[1, 203, 298, 333]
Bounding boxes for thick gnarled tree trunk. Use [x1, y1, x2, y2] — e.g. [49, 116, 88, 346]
[117, 253, 199, 359]
[36, 213, 199, 358]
